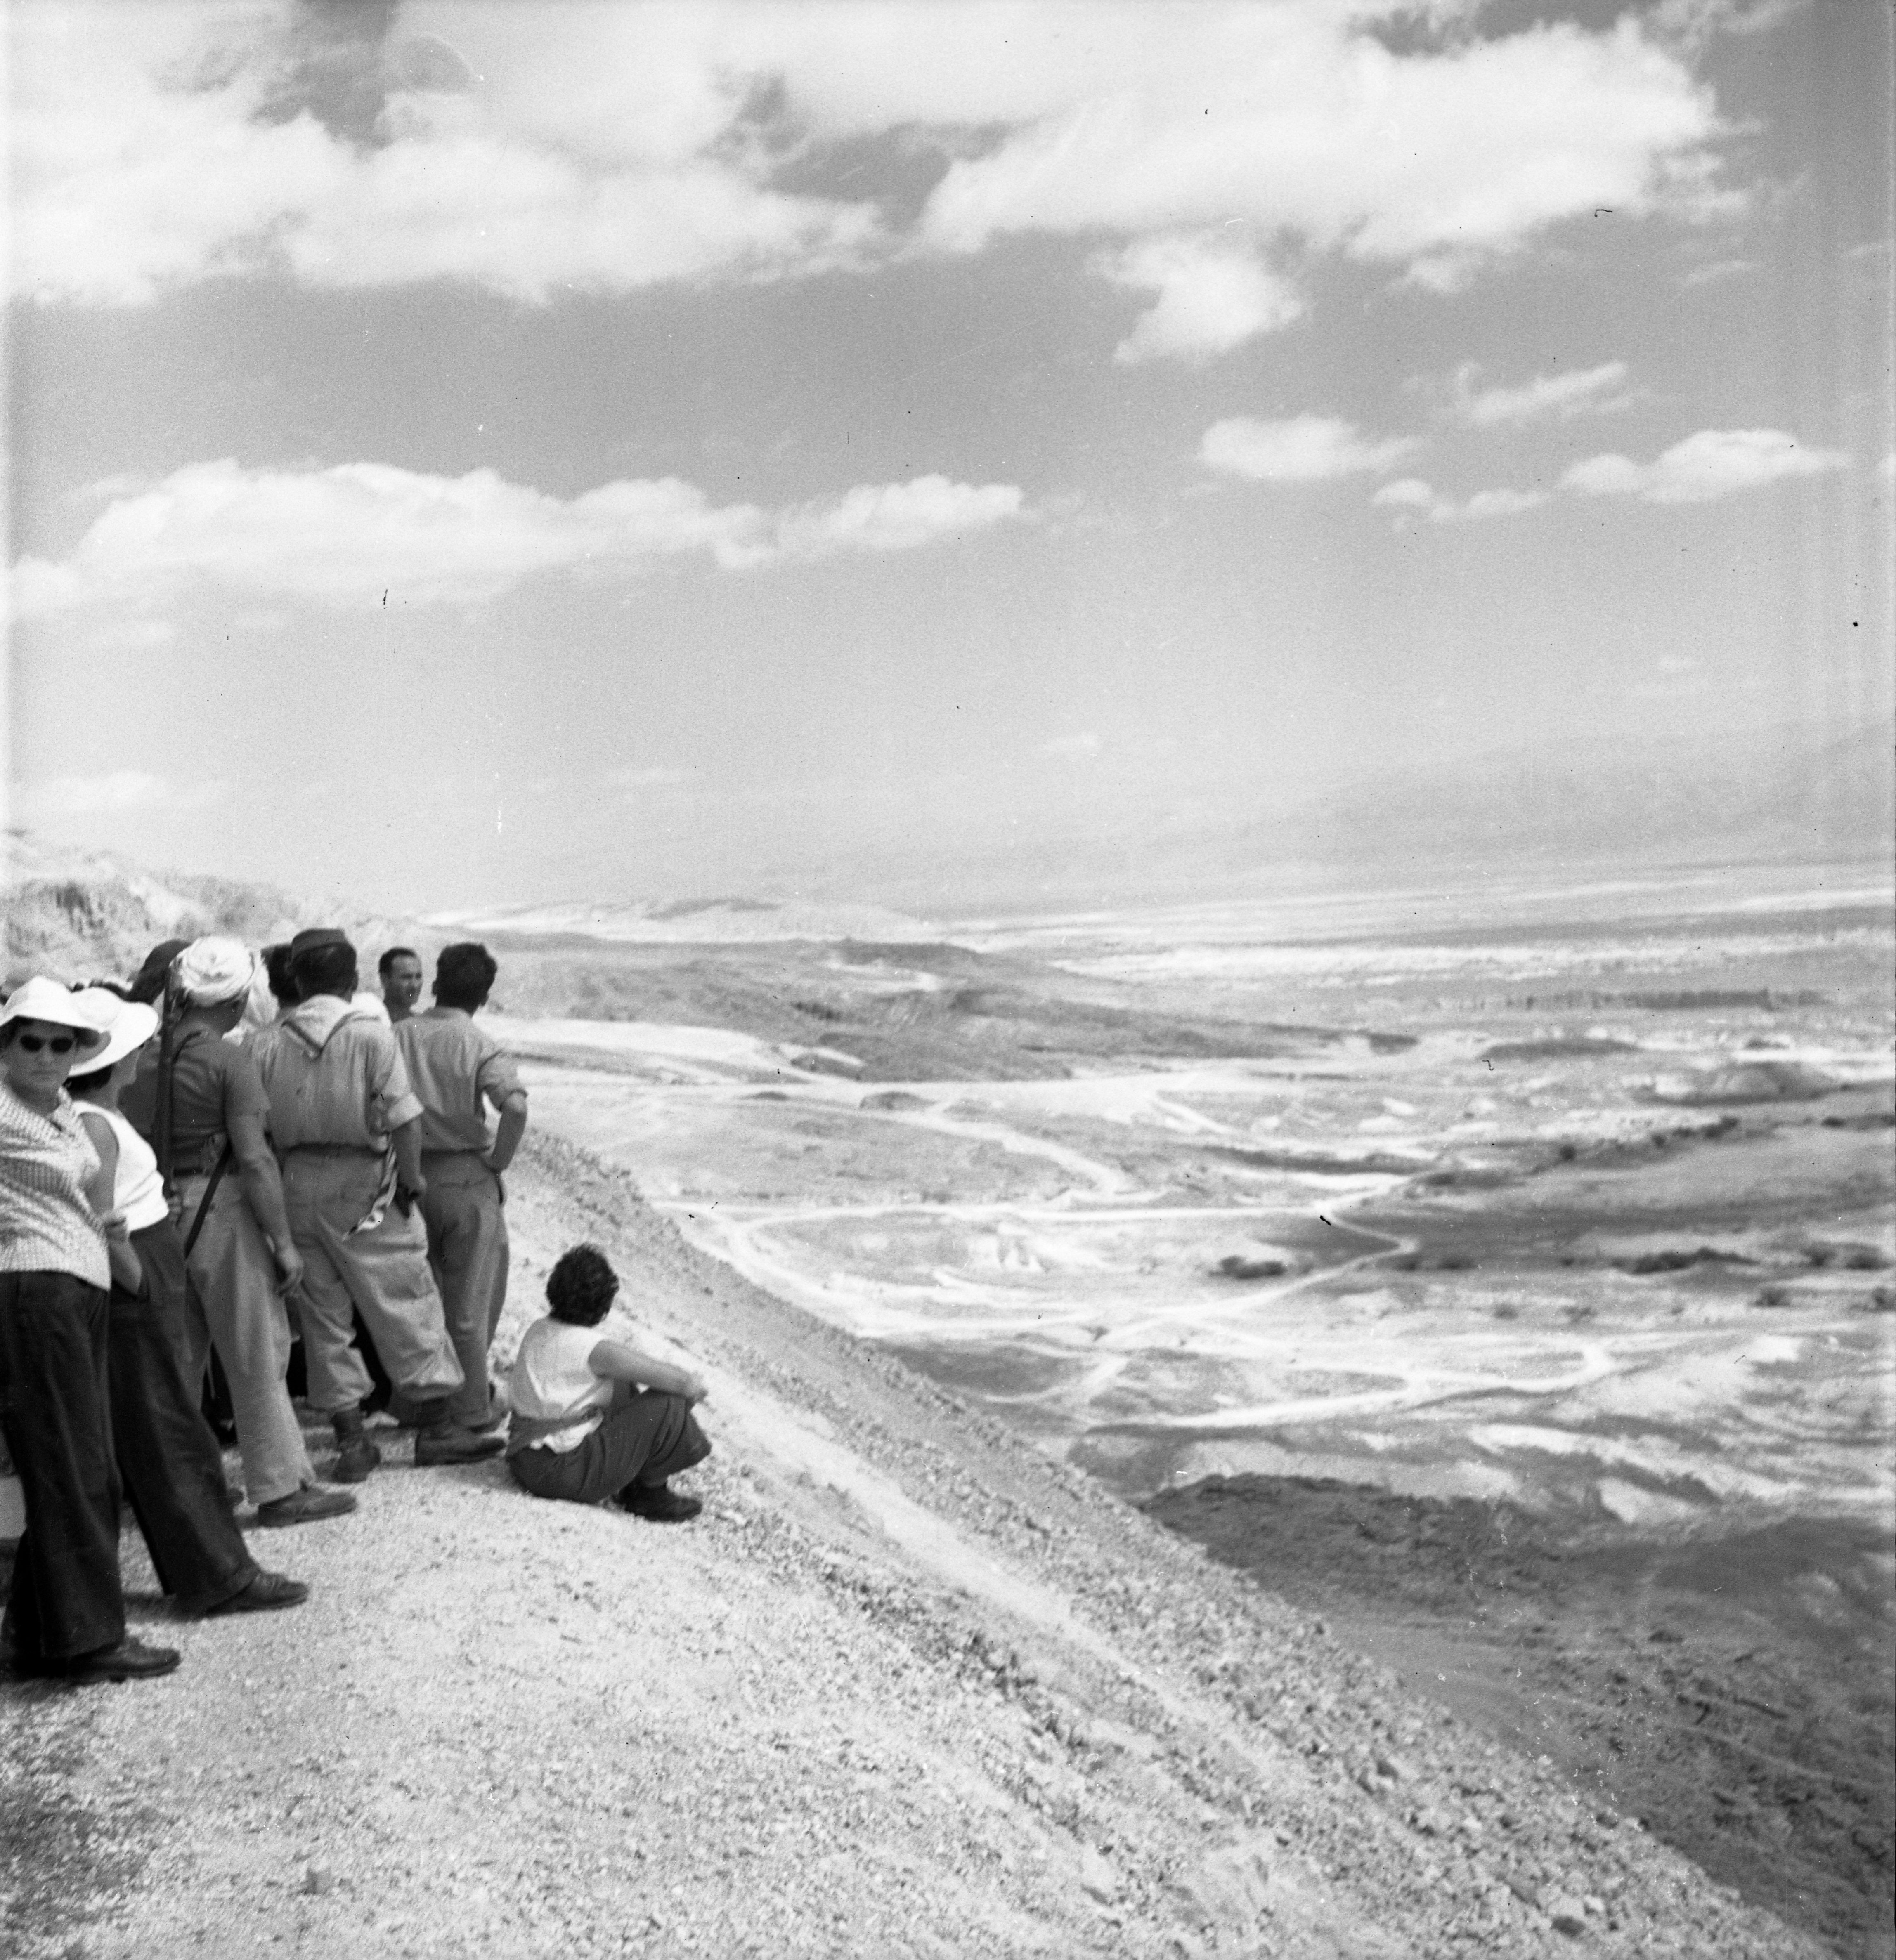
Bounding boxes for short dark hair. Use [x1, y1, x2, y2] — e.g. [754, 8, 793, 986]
[128, 939, 189, 1006]
[546, 1244, 619, 1326]
[262, 945, 299, 1005]
[433, 942, 498, 1011]
[378, 947, 420, 979]
[290, 939, 358, 1000]
[66, 1063, 116, 1096]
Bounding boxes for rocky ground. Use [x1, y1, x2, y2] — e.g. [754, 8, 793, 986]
[0, 1131, 1837, 1958]
[3, 1137, 1835, 1960]
[1149, 1478, 1894, 1960]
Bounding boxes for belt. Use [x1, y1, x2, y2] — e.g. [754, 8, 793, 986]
[284, 1143, 385, 1157]
[172, 1144, 228, 1181]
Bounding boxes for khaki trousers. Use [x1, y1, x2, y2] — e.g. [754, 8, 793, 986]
[178, 1172, 318, 1507]
[281, 1150, 462, 1416]
[419, 1152, 510, 1428]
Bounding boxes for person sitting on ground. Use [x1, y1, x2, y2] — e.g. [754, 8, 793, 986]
[66, 994, 310, 1613]
[395, 942, 527, 1435]
[378, 947, 425, 1025]
[506, 1244, 711, 1521]
[159, 939, 355, 1527]
[0, 979, 173, 1682]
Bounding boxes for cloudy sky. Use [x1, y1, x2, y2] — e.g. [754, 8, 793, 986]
[6, 0, 1891, 913]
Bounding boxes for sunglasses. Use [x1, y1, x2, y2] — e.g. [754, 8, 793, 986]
[14, 1033, 92, 1055]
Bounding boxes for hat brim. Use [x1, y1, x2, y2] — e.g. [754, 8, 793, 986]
[0, 979, 118, 1036]
[65, 995, 158, 1077]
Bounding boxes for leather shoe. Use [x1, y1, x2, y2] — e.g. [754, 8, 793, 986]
[618, 1482, 703, 1524]
[332, 1432, 382, 1483]
[253, 1485, 357, 1528]
[60, 1636, 181, 1683]
[413, 1424, 506, 1467]
[199, 1571, 308, 1618]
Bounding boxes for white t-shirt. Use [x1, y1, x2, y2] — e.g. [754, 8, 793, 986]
[508, 1318, 614, 1454]
[82, 1104, 170, 1235]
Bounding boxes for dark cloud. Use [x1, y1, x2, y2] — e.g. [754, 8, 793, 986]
[253, 0, 402, 145]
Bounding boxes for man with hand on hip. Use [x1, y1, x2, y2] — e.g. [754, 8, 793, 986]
[394, 943, 527, 1435]
[251, 929, 502, 1483]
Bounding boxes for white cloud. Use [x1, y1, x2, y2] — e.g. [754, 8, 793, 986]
[914, 9, 1723, 268]
[1562, 428, 1850, 503]
[1453, 360, 1635, 427]
[9, 460, 1026, 615]
[1371, 477, 1550, 524]
[772, 477, 1024, 561]
[1039, 732, 1102, 761]
[1201, 416, 1418, 484]
[16, 771, 229, 817]
[1100, 233, 1304, 365]
[11, 3, 1729, 309]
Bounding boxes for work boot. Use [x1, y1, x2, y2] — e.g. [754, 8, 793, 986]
[410, 1397, 506, 1467]
[617, 1479, 703, 1524]
[330, 1406, 382, 1484]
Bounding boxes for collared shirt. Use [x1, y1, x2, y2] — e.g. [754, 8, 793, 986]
[0, 1081, 109, 1287]
[393, 1008, 525, 1155]
[165, 1023, 272, 1166]
[253, 996, 423, 1152]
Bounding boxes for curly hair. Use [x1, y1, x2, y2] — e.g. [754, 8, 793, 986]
[545, 1243, 620, 1326]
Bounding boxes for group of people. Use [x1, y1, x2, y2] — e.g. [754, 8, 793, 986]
[0, 928, 712, 1686]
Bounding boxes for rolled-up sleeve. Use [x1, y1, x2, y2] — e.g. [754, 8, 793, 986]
[476, 1044, 525, 1111]
[365, 1026, 424, 1132]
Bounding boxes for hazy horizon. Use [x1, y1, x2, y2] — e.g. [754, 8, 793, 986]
[6, 0, 1893, 916]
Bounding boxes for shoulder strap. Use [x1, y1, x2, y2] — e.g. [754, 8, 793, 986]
[153, 979, 185, 1200]
[182, 1140, 235, 1259]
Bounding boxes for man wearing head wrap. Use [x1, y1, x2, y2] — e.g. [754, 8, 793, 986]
[161, 938, 356, 1528]
[251, 930, 502, 1481]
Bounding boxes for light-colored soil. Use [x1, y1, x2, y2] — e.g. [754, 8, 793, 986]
[0, 1131, 1825, 1959]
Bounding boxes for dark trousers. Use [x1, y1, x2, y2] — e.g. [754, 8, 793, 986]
[0, 1270, 124, 1661]
[109, 1226, 256, 1614]
[508, 1387, 710, 1507]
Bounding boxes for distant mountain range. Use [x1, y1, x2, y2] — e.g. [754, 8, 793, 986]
[7, 718, 1889, 982]
[427, 895, 944, 945]
[796, 717, 1896, 912]
[1291, 718, 1895, 874]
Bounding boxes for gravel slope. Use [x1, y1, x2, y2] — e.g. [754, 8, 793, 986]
[0, 1130, 1824, 1959]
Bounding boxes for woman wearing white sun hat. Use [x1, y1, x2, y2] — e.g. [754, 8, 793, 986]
[0, 978, 176, 1682]
[66, 994, 309, 1621]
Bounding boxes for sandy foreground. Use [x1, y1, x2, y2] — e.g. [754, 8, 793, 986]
[1, 1132, 1826, 1960]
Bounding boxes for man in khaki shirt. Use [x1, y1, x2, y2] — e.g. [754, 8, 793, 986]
[393, 944, 527, 1432]
[252, 929, 502, 1482]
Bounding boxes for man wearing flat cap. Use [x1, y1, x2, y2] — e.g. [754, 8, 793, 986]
[252, 929, 501, 1481]
[161, 937, 355, 1528]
